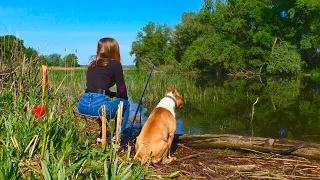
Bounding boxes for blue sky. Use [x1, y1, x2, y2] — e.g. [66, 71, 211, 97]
[0, 0, 203, 65]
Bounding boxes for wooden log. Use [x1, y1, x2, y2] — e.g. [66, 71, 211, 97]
[101, 105, 107, 146]
[179, 134, 320, 160]
[115, 101, 123, 145]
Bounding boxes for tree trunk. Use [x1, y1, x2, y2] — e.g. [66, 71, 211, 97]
[179, 134, 320, 160]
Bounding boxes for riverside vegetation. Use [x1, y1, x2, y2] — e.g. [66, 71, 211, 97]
[0, 62, 149, 179]
[2, 63, 320, 179]
[1, 0, 320, 179]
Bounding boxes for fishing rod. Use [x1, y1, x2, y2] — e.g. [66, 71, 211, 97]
[122, 65, 155, 148]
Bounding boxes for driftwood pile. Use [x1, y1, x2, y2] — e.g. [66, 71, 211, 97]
[153, 144, 320, 179]
[179, 134, 320, 160]
[152, 135, 320, 179]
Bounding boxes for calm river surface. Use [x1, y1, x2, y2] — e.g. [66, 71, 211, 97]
[125, 71, 320, 142]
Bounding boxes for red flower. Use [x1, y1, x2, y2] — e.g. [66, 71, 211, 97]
[24, 105, 45, 120]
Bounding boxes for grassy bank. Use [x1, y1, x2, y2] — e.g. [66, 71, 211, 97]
[0, 64, 147, 179]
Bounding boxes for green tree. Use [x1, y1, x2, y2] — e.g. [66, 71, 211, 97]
[286, 0, 320, 67]
[47, 53, 62, 66]
[131, 0, 320, 74]
[25, 47, 39, 61]
[130, 21, 175, 69]
[182, 34, 244, 72]
[39, 55, 49, 65]
[175, 0, 275, 73]
[266, 42, 303, 74]
[62, 53, 79, 67]
[173, 11, 209, 63]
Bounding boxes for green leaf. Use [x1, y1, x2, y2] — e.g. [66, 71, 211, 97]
[119, 163, 133, 179]
[66, 154, 87, 176]
[41, 161, 53, 180]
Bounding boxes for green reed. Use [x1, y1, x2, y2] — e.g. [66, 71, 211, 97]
[124, 70, 213, 112]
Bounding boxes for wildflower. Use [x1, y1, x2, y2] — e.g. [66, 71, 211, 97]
[24, 106, 45, 120]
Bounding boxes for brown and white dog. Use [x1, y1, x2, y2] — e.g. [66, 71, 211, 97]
[134, 86, 183, 164]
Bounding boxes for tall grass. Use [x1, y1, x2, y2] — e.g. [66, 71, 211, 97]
[0, 54, 147, 179]
[124, 70, 203, 113]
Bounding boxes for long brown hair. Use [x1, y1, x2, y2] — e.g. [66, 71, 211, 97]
[89, 37, 121, 68]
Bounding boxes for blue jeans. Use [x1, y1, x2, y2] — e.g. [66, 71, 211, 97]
[77, 93, 130, 134]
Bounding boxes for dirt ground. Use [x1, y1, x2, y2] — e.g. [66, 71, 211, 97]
[74, 114, 320, 180]
[150, 139, 320, 180]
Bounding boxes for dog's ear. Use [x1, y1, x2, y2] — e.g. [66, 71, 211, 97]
[166, 86, 172, 94]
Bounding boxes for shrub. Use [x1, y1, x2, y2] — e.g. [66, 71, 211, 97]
[266, 42, 303, 74]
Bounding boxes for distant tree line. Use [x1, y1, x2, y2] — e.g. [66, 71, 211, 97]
[39, 53, 80, 67]
[130, 0, 320, 75]
[0, 35, 80, 71]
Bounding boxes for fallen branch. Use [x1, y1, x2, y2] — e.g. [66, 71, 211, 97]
[177, 154, 199, 161]
[177, 143, 194, 151]
[240, 147, 270, 155]
[198, 162, 214, 179]
[247, 175, 282, 180]
[219, 164, 257, 172]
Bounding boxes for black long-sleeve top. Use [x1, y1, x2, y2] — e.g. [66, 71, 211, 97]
[86, 60, 128, 99]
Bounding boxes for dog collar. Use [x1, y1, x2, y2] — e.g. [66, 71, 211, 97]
[165, 95, 177, 107]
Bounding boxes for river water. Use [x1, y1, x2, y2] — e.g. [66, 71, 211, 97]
[126, 72, 320, 143]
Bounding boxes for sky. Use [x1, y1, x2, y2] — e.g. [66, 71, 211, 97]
[0, 0, 204, 65]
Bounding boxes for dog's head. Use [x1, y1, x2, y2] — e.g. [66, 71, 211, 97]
[165, 86, 184, 109]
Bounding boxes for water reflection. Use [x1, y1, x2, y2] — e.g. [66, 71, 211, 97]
[126, 72, 320, 142]
[127, 99, 196, 135]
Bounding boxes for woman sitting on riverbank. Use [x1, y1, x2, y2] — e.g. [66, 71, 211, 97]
[77, 37, 130, 135]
